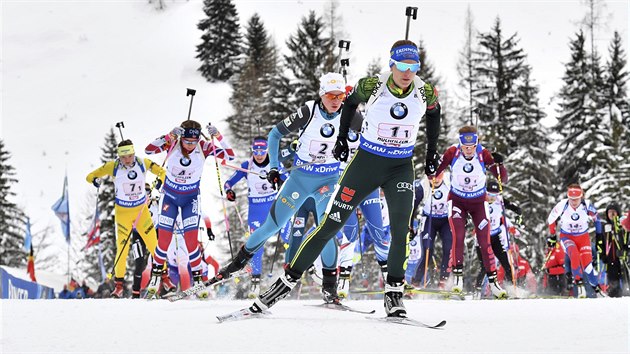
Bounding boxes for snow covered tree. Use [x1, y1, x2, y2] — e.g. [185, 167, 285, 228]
[473, 17, 527, 156]
[196, 0, 242, 82]
[228, 14, 278, 146]
[504, 67, 556, 268]
[455, 5, 478, 127]
[0, 139, 26, 267]
[322, 0, 347, 49]
[284, 11, 336, 107]
[603, 31, 630, 208]
[365, 57, 383, 77]
[555, 30, 612, 211]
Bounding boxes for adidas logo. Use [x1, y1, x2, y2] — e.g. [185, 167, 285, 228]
[329, 212, 341, 223]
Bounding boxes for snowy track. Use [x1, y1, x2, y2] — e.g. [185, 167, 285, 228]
[2, 298, 628, 353]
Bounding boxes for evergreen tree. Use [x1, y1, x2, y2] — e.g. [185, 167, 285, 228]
[555, 30, 612, 205]
[504, 67, 556, 268]
[284, 11, 336, 107]
[604, 31, 630, 208]
[455, 5, 477, 126]
[0, 139, 26, 267]
[473, 17, 527, 156]
[365, 57, 383, 77]
[196, 0, 242, 82]
[228, 14, 278, 146]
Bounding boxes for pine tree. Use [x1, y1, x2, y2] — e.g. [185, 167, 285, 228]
[0, 139, 26, 267]
[455, 5, 477, 126]
[228, 14, 278, 146]
[604, 31, 630, 208]
[284, 11, 336, 107]
[504, 67, 556, 269]
[196, 0, 242, 82]
[555, 30, 612, 206]
[473, 17, 527, 156]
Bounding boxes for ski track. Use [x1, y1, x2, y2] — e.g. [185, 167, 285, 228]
[2, 298, 628, 353]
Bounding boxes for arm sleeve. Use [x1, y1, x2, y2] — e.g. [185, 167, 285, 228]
[270, 105, 313, 168]
[145, 158, 166, 182]
[224, 161, 248, 190]
[504, 199, 522, 215]
[425, 104, 441, 153]
[435, 146, 456, 176]
[145, 134, 172, 155]
[86, 161, 115, 183]
[484, 149, 508, 183]
[410, 182, 424, 225]
[268, 127, 284, 169]
[339, 77, 375, 138]
[547, 200, 566, 233]
[202, 134, 235, 161]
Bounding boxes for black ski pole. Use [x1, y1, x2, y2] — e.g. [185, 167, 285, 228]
[115, 122, 125, 140]
[337, 40, 351, 83]
[404, 6, 418, 40]
[186, 88, 196, 121]
[268, 232, 282, 277]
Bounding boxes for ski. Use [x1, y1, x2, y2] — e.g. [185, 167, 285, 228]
[367, 316, 447, 329]
[306, 303, 376, 314]
[406, 288, 466, 300]
[216, 308, 271, 323]
[167, 270, 248, 302]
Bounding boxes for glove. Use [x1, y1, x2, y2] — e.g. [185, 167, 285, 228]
[290, 140, 299, 152]
[267, 168, 281, 190]
[492, 152, 504, 164]
[408, 226, 417, 240]
[154, 179, 163, 191]
[225, 189, 236, 202]
[170, 126, 184, 137]
[515, 214, 523, 226]
[425, 149, 439, 176]
[92, 177, 101, 188]
[546, 235, 557, 248]
[206, 123, 219, 137]
[207, 227, 215, 241]
[424, 83, 439, 109]
[332, 136, 349, 162]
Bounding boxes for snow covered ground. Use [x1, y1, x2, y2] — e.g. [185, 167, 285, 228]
[2, 297, 628, 353]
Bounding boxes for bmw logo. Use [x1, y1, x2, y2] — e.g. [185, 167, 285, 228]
[410, 239, 417, 247]
[320, 123, 335, 138]
[390, 102, 408, 120]
[180, 157, 191, 167]
[434, 190, 443, 199]
[463, 163, 474, 173]
[571, 213, 580, 221]
[348, 129, 359, 142]
[127, 170, 137, 180]
[259, 170, 268, 180]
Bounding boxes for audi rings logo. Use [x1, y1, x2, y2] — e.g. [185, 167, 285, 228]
[390, 102, 408, 120]
[320, 123, 335, 138]
[180, 157, 192, 167]
[127, 170, 138, 180]
[434, 190, 443, 199]
[348, 129, 359, 142]
[463, 163, 474, 173]
[571, 213, 580, 221]
[396, 182, 413, 191]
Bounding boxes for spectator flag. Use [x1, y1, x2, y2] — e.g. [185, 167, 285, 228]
[84, 204, 101, 250]
[27, 245, 36, 282]
[51, 174, 70, 243]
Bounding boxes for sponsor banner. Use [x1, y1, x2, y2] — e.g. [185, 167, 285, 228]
[0, 267, 55, 299]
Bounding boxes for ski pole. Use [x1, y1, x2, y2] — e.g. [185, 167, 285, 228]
[232, 202, 249, 236]
[338, 40, 351, 82]
[115, 122, 125, 140]
[268, 231, 282, 277]
[186, 88, 196, 121]
[404, 6, 418, 40]
[423, 177, 435, 288]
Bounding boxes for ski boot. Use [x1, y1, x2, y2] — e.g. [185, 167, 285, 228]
[384, 279, 406, 318]
[337, 266, 352, 299]
[248, 275, 261, 299]
[451, 266, 464, 293]
[111, 278, 125, 298]
[161, 269, 177, 296]
[488, 272, 508, 299]
[593, 284, 608, 298]
[210, 246, 253, 284]
[321, 268, 340, 304]
[193, 270, 209, 299]
[575, 279, 586, 298]
[250, 270, 299, 313]
[145, 263, 163, 298]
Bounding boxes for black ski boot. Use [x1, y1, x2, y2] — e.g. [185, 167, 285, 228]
[384, 278, 406, 318]
[211, 246, 253, 283]
[249, 269, 300, 313]
[321, 268, 340, 304]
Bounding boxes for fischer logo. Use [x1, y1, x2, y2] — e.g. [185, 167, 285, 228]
[329, 212, 341, 223]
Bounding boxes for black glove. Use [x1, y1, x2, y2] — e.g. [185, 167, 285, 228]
[267, 168, 281, 190]
[290, 140, 299, 152]
[154, 179, 163, 191]
[226, 189, 236, 202]
[492, 152, 504, 164]
[92, 177, 101, 188]
[425, 149, 439, 176]
[408, 226, 417, 240]
[547, 235, 557, 248]
[332, 136, 349, 162]
[207, 227, 215, 241]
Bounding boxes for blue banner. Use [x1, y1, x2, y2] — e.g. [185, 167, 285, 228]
[0, 267, 55, 299]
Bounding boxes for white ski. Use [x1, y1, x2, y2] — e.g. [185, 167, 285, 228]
[216, 308, 271, 323]
[367, 316, 447, 329]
